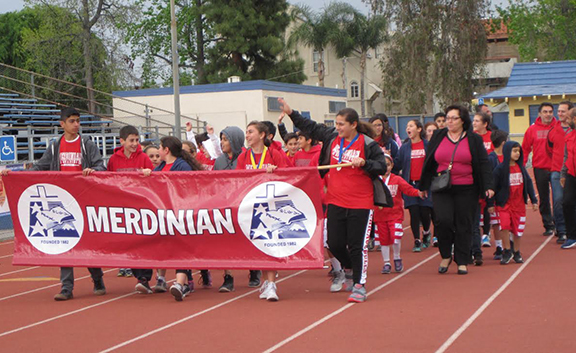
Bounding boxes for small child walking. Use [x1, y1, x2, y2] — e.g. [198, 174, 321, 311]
[489, 141, 538, 264]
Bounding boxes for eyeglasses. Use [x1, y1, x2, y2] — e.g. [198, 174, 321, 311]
[446, 117, 461, 121]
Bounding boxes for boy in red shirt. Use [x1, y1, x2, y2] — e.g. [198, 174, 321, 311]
[107, 126, 159, 290]
[2, 107, 106, 301]
[489, 142, 538, 264]
[376, 154, 423, 273]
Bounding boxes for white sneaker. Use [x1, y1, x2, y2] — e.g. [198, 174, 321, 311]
[330, 270, 345, 292]
[481, 234, 491, 247]
[258, 281, 279, 301]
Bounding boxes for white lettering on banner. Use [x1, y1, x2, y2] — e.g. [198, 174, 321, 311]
[411, 149, 425, 159]
[510, 172, 523, 186]
[86, 207, 235, 236]
[331, 145, 360, 163]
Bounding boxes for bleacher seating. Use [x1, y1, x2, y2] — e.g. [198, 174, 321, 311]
[0, 90, 118, 161]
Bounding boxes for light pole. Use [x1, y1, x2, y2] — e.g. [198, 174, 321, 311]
[170, 0, 181, 138]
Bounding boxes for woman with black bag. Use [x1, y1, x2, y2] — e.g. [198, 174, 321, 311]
[419, 105, 494, 275]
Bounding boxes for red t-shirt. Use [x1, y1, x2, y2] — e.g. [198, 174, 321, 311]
[477, 130, 494, 154]
[162, 163, 174, 171]
[435, 136, 473, 185]
[508, 164, 525, 213]
[497, 154, 504, 164]
[325, 134, 373, 210]
[196, 150, 215, 171]
[235, 147, 287, 170]
[374, 174, 419, 222]
[59, 136, 82, 171]
[409, 140, 425, 181]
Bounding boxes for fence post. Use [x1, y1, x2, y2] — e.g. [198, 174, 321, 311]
[145, 104, 150, 130]
[27, 125, 33, 162]
[30, 74, 35, 98]
[101, 125, 107, 158]
[155, 126, 159, 142]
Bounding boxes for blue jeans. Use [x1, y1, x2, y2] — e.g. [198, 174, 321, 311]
[551, 171, 566, 235]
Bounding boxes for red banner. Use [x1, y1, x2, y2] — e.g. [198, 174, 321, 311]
[3, 169, 325, 270]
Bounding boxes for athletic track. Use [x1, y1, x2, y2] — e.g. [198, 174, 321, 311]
[0, 207, 574, 353]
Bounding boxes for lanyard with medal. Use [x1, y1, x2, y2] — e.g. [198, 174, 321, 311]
[337, 133, 360, 171]
[250, 146, 268, 169]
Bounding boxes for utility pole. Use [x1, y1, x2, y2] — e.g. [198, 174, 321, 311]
[170, 0, 181, 138]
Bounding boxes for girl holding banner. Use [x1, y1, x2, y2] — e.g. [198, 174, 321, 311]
[236, 121, 287, 301]
[278, 98, 388, 303]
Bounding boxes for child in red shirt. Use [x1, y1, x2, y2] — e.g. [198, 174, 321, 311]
[489, 141, 538, 264]
[376, 154, 423, 273]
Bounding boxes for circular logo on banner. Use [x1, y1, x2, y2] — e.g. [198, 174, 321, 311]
[238, 181, 317, 258]
[17, 184, 84, 255]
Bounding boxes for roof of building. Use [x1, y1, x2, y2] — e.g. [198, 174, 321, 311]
[113, 80, 347, 98]
[482, 60, 576, 99]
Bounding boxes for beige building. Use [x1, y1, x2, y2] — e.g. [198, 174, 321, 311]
[112, 80, 347, 139]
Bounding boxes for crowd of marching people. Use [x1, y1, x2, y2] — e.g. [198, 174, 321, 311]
[4, 98, 576, 304]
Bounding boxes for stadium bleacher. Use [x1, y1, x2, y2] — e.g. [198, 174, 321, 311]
[0, 91, 120, 161]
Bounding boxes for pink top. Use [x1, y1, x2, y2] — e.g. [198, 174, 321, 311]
[435, 136, 473, 185]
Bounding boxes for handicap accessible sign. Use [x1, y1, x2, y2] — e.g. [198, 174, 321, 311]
[0, 136, 16, 162]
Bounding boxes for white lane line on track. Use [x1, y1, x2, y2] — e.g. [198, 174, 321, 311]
[99, 270, 308, 353]
[263, 252, 439, 353]
[0, 242, 14, 246]
[0, 254, 13, 259]
[435, 235, 554, 353]
[0, 268, 118, 302]
[0, 266, 41, 277]
[0, 274, 189, 338]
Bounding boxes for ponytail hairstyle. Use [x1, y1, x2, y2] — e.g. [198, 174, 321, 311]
[338, 108, 376, 138]
[409, 119, 426, 141]
[369, 114, 394, 146]
[247, 121, 272, 147]
[160, 136, 203, 171]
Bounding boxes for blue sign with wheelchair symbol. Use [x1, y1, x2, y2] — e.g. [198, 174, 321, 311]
[0, 136, 16, 162]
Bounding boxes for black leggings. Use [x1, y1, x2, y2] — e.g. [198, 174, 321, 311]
[408, 205, 432, 240]
[326, 204, 373, 285]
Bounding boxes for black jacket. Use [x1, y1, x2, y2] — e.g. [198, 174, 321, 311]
[287, 110, 392, 207]
[489, 141, 538, 208]
[419, 128, 494, 196]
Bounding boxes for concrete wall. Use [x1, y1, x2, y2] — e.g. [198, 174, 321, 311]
[113, 89, 345, 144]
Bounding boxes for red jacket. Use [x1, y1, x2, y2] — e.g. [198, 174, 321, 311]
[522, 117, 557, 170]
[270, 140, 294, 167]
[565, 130, 576, 177]
[547, 123, 572, 172]
[293, 145, 321, 167]
[374, 173, 419, 222]
[107, 145, 153, 171]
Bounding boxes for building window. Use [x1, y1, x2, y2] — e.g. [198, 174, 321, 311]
[350, 81, 359, 98]
[267, 97, 281, 112]
[313, 50, 324, 73]
[329, 101, 346, 114]
[514, 109, 524, 117]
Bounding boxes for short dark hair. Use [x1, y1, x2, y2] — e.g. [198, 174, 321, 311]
[539, 102, 554, 112]
[490, 129, 509, 149]
[119, 125, 139, 140]
[559, 101, 574, 110]
[297, 130, 317, 145]
[434, 112, 446, 121]
[474, 111, 491, 127]
[262, 121, 276, 138]
[475, 104, 488, 113]
[195, 132, 209, 146]
[369, 114, 388, 125]
[284, 132, 298, 143]
[445, 105, 471, 131]
[60, 107, 80, 121]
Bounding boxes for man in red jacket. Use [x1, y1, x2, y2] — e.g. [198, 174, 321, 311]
[560, 107, 576, 249]
[522, 102, 561, 236]
[547, 101, 574, 243]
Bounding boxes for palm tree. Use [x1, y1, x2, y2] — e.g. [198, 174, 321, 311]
[287, 6, 335, 87]
[334, 10, 388, 117]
